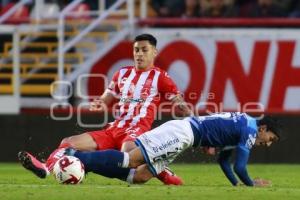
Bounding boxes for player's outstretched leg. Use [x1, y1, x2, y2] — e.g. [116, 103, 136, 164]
[46, 133, 98, 172]
[157, 167, 183, 185]
[45, 147, 69, 172]
[18, 151, 49, 178]
[17, 146, 69, 179]
[65, 148, 132, 181]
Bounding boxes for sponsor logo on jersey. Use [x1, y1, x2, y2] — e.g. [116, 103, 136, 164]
[246, 134, 256, 149]
[152, 138, 180, 153]
[120, 97, 146, 103]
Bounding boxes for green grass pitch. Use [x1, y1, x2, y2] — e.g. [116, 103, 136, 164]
[1, 163, 300, 200]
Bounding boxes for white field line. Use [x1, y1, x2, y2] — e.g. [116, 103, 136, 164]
[0, 184, 300, 192]
[0, 183, 142, 189]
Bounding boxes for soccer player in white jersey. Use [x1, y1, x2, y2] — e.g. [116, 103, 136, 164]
[18, 33, 193, 185]
[66, 112, 281, 186]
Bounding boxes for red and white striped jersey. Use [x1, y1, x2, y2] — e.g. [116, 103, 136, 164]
[106, 66, 180, 132]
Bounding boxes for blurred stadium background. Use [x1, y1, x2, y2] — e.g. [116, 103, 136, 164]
[0, 0, 300, 191]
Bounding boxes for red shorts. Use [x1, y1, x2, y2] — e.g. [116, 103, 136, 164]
[88, 126, 145, 150]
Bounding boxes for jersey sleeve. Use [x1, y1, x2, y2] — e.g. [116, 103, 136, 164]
[157, 71, 180, 101]
[232, 123, 257, 186]
[219, 146, 254, 186]
[106, 70, 120, 97]
[218, 149, 239, 186]
[233, 145, 253, 186]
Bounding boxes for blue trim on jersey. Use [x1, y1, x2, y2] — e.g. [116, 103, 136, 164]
[245, 115, 258, 131]
[188, 117, 202, 147]
[135, 139, 157, 176]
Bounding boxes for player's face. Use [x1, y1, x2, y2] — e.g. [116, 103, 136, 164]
[133, 40, 157, 70]
[255, 125, 279, 147]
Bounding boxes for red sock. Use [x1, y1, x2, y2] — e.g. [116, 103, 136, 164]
[46, 143, 71, 172]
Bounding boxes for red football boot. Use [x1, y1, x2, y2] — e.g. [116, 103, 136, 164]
[18, 151, 49, 178]
[157, 167, 183, 185]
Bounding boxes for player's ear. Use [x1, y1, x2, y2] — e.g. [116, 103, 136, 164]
[259, 125, 267, 133]
[153, 47, 158, 57]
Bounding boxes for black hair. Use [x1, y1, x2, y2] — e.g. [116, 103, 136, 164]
[257, 115, 282, 140]
[134, 33, 157, 47]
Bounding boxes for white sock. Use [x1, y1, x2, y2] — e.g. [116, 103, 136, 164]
[126, 169, 136, 184]
[122, 152, 129, 168]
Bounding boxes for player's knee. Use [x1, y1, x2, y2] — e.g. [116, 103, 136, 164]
[59, 137, 73, 147]
[128, 156, 144, 168]
[60, 136, 79, 149]
[60, 137, 68, 144]
[128, 148, 145, 168]
[128, 160, 140, 168]
[121, 141, 137, 152]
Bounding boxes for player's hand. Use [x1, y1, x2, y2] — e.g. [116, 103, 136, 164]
[89, 98, 104, 112]
[201, 147, 216, 155]
[253, 178, 272, 187]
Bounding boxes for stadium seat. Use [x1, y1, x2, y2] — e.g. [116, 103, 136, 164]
[0, 3, 30, 24]
[30, 3, 60, 20]
[67, 3, 91, 20]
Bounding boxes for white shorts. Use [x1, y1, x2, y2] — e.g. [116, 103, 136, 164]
[135, 119, 194, 175]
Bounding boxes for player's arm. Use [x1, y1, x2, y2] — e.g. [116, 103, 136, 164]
[158, 71, 192, 117]
[89, 90, 117, 112]
[234, 145, 271, 187]
[233, 145, 254, 186]
[170, 94, 193, 117]
[90, 71, 120, 112]
[218, 148, 239, 186]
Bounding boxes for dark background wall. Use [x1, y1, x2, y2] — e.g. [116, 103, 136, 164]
[0, 113, 298, 163]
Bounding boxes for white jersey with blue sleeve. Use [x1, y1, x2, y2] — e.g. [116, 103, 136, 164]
[135, 119, 195, 176]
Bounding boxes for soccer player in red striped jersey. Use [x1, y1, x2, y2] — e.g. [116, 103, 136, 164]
[18, 33, 192, 185]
